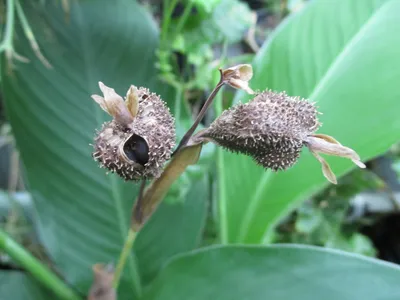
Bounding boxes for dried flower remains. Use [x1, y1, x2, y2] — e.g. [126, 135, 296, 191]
[200, 90, 365, 184]
[88, 264, 116, 300]
[222, 64, 255, 94]
[91, 82, 175, 181]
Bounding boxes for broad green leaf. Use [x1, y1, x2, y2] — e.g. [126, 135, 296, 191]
[143, 245, 400, 300]
[218, 0, 400, 243]
[0, 272, 55, 299]
[2, 0, 208, 296]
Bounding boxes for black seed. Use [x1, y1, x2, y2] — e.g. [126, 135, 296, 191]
[123, 134, 149, 166]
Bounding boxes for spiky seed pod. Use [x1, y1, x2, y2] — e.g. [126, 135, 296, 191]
[200, 90, 365, 183]
[91, 83, 175, 181]
[201, 90, 320, 170]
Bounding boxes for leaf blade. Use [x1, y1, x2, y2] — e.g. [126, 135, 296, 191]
[143, 245, 400, 300]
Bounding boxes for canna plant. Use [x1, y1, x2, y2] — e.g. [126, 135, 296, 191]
[2, 1, 400, 300]
[87, 64, 365, 297]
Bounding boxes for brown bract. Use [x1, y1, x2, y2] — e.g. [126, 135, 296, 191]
[200, 90, 365, 184]
[91, 83, 176, 181]
[88, 264, 116, 300]
[222, 64, 255, 94]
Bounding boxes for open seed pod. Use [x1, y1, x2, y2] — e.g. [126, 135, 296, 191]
[91, 83, 175, 181]
[199, 90, 365, 184]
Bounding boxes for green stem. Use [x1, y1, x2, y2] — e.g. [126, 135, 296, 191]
[113, 228, 139, 290]
[14, 0, 51, 68]
[113, 180, 145, 292]
[174, 84, 182, 122]
[0, 0, 15, 50]
[161, 0, 179, 45]
[213, 73, 229, 244]
[171, 1, 194, 41]
[0, 230, 81, 300]
[174, 70, 224, 154]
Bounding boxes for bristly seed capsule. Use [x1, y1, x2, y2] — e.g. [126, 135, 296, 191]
[200, 90, 365, 184]
[91, 82, 175, 181]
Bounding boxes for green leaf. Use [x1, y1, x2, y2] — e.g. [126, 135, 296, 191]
[218, 0, 400, 243]
[2, 0, 208, 296]
[0, 272, 55, 299]
[143, 245, 400, 300]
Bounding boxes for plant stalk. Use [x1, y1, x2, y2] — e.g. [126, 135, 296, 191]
[172, 1, 194, 41]
[131, 179, 147, 232]
[174, 69, 224, 153]
[161, 0, 179, 44]
[113, 180, 146, 291]
[14, 0, 52, 68]
[112, 228, 139, 290]
[213, 73, 229, 244]
[0, 229, 81, 300]
[113, 69, 225, 291]
[0, 0, 15, 51]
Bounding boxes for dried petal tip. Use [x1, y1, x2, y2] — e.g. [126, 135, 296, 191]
[304, 134, 366, 184]
[88, 264, 115, 300]
[91, 82, 134, 125]
[126, 85, 139, 117]
[200, 90, 320, 171]
[92, 85, 176, 181]
[222, 64, 254, 94]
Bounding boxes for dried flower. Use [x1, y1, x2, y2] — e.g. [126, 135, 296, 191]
[222, 64, 254, 94]
[88, 264, 115, 300]
[199, 90, 365, 184]
[91, 82, 175, 181]
[304, 134, 365, 184]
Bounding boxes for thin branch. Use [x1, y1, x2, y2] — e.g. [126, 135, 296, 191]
[0, 0, 29, 68]
[15, 0, 52, 68]
[112, 179, 146, 291]
[161, 0, 179, 44]
[131, 179, 147, 228]
[112, 229, 140, 292]
[0, 0, 16, 51]
[174, 69, 224, 154]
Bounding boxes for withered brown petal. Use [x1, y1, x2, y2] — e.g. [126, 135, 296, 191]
[92, 82, 134, 126]
[309, 149, 337, 184]
[222, 64, 254, 94]
[305, 134, 366, 169]
[88, 264, 116, 300]
[126, 85, 139, 117]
